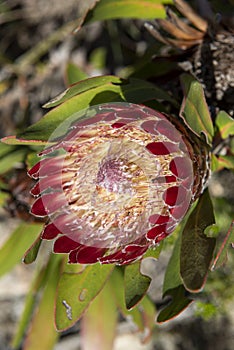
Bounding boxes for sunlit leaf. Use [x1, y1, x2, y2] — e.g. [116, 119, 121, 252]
[124, 261, 151, 309]
[180, 74, 214, 146]
[55, 263, 114, 331]
[23, 255, 62, 350]
[17, 77, 174, 142]
[65, 62, 88, 86]
[180, 190, 216, 292]
[85, 0, 172, 23]
[12, 264, 49, 349]
[212, 154, 234, 171]
[215, 111, 234, 139]
[0, 223, 44, 278]
[1, 136, 48, 146]
[81, 281, 117, 350]
[0, 148, 27, 174]
[0, 142, 17, 158]
[211, 221, 234, 270]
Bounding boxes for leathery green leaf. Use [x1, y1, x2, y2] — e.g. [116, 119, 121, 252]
[0, 223, 44, 278]
[180, 74, 214, 146]
[157, 285, 193, 323]
[215, 111, 234, 139]
[157, 227, 193, 323]
[81, 281, 117, 350]
[17, 76, 174, 142]
[23, 255, 62, 350]
[180, 190, 216, 292]
[0, 148, 27, 174]
[23, 235, 42, 264]
[55, 263, 114, 331]
[65, 62, 88, 86]
[85, 0, 172, 22]
[124, 261, 151, 309]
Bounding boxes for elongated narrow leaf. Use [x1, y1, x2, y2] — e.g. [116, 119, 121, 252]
[1, 136, 48, 146]
[124, 261, 151, 309]
[17, 77, 174, 142]
[180, 190, 216, 292]
[215, 111, 234, 139]
[23, 255, 62, 350]
[55, 264, 114, 331]
[85, 0, 172, 23]
[43, 75, 122, 108]
[81, 281, 117, 350]
[180, 74, 214, 146]
[0, 223, 44, 277]
[211, 221, 234, 270]
[12, 264, 49, 349]
[212, 155, 234, 171]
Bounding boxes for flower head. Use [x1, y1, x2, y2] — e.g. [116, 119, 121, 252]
[28, 103, 208, 265]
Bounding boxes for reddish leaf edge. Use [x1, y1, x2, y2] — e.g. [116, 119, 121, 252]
[211, 220, 234, 271]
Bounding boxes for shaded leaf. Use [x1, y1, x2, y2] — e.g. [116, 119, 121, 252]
[211, 221, 234, 270]
[110, 267, 155, 337]
[180, 74, 214, 146]
[124, 261, 151, 309]
[23, 255, 62, 350]
[81, 281, 117, 350]
[0, 223, 44, 278]
[0, 142, 17, 158]
[55, 264, 114, 331]
[180, 190, 216, 292]
[85, 0, 171, 23]
[65, 62, 88, 86]
[157, 285, 193, 323]
[23, 235, 42, 264]
[215, 111, 234, 139]
[17, 77, 174, 142]
[142, 242, 163, 260]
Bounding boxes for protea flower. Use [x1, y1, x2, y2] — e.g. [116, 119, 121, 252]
[28, 103, 209, 265]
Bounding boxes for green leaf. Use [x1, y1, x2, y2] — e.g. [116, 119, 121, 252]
[55, 263, 114, 331]
[43, 75, 122, 108]
[85, 0, 172, 22]
[65, 62, 88, 85]
[23, 255, 62, 350]
[157, 285, 193, 323]
[1, 136, 48, 146]
[180, 190, 216, 292]
[0, 148, 27, 174]
[212, 154, 234, 171]
[0, 142, 17, 158]
[0, 223, 44, 278]
[211, 221, 234, 270]
[180, 74, 214, 146]
[23, 235, 42, 264]
[12, 264, 49, 349]
[142, 242, 163, 260]
[124, 261, 151, 309]
[157, 226, 193, 323]
[110, 268, 155, 337]
[17, 76, 175, 142]
[81, 281, 117, 350]
[215, 111, 234, 139]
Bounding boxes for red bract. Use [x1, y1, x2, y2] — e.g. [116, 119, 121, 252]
[28, 103, 209, 265]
